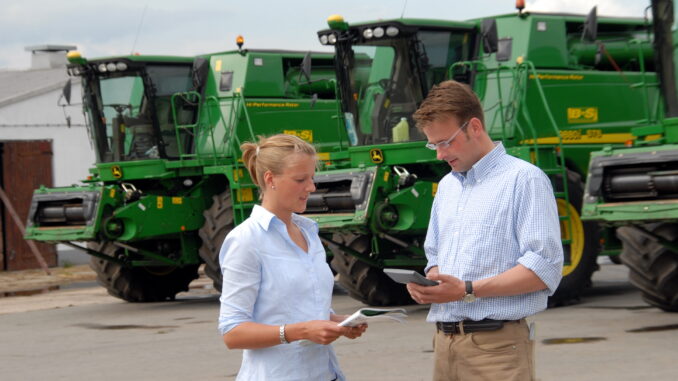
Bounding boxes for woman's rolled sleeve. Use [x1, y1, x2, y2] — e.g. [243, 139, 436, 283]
[218, 233, 261, 335]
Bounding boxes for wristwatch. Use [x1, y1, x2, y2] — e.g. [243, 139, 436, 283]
[462, 280, 477, 303]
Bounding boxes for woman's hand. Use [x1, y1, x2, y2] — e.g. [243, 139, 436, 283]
[329, 313, 367, 339]
[289, 320, 347, 345]
[343, 324, 367, 339]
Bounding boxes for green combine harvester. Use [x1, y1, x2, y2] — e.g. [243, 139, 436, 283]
[25, 46, 342, 301]
[309, 6, 661, 306]
[25, 5, 666, 308]
[582, 0, 678, 312]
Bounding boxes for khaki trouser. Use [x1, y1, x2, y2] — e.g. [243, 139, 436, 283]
[433, 319, 534, 381]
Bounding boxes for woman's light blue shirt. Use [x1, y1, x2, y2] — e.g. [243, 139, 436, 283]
[218, 205, 344, 381]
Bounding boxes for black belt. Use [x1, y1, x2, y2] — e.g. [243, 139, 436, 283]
[436, 319, 519, 335]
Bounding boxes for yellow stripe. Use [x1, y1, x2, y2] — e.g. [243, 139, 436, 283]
[521, 133, 635, 145]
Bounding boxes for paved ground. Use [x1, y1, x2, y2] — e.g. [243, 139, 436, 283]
[0, 264, 96, 294]
[1, 262, 677, 380]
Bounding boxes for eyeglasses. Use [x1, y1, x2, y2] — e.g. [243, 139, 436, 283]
[425, 120, 470, 150]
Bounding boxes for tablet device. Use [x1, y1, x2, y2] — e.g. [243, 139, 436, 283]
[383, 268, 438, 286]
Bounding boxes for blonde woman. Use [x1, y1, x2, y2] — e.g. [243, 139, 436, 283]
[218, 134, 366, 381]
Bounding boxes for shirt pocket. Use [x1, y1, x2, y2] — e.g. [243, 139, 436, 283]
[459, 222, 515, 278]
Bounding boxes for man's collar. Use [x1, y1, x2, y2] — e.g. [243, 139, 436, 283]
[451, 142, 505, 182]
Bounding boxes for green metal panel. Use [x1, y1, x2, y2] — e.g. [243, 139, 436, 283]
[113, 195, 206, 241]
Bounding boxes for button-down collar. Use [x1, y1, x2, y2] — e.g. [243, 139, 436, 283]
[451, 142, 505, 183]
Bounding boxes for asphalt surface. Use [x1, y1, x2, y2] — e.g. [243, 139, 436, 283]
[1, 262, 677, 380]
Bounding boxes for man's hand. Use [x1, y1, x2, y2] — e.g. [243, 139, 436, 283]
[406, 272, 465, 304]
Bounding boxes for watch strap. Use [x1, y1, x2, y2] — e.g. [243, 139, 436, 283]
[465, 280, 473, 295]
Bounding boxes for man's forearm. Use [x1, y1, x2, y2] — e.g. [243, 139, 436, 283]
[473, 264, 547, 298]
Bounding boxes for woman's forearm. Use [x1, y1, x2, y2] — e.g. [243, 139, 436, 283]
[223, 322, 284, 349]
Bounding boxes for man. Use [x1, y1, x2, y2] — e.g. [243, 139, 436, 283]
[407, 80, 563, 381]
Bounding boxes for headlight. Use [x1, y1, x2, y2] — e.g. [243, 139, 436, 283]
[373, 27, 384, 38]
[363, 28, 373, 39]
[386, 26, 399, 37]
[319, 34, 329, 45]
[106, 62, 117, 72]
[98, 63, 107, 72]
[115, 62, 128, 71]
[328, 34, 337, 44]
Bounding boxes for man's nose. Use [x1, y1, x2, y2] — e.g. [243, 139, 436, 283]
[436, 148, 445, 161]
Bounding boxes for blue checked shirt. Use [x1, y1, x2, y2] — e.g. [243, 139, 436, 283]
[218, 205, 344, 381]
[425, 143, 563, 323]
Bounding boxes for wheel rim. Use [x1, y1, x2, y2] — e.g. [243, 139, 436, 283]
[557, 198, 585, 277]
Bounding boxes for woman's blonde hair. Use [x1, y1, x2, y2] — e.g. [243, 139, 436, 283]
[240, 134, 316, 192]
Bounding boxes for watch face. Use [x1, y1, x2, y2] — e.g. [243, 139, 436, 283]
[463, 293, 476, 303]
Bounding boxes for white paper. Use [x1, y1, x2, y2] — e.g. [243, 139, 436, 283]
[338, 307, 408, 327]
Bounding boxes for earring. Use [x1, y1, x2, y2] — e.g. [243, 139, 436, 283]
[272, 185, 276, 190]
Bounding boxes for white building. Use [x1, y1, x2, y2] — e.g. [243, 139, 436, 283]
[0, 45, 95, 188]
[0, 45, 95, 265]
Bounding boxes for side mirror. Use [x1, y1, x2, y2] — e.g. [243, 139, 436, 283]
[60, 79, 72, 105]
[300, 51, 312, 83]
[582, 6, 598, 42]
[58, 79, 72, 127]
[481, 19, 498, 54]
[192, 57, 209, 91]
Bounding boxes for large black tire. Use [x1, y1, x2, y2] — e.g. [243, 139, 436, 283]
[88, 242, 199, 302]
[617, 223, 678, 312]
[329, 234, 414, 306]
[198, 190, 234, 292]
[548, 170, 600, 307]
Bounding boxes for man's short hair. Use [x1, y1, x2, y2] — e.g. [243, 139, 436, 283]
[413, 80, 484, 130]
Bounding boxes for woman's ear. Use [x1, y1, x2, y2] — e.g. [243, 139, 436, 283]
[263, 170, 274, 190]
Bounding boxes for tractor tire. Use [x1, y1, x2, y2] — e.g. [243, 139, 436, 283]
[198, 190, 235, 292]
[88, 242, 199, 302]
[617, 223, 678, 312]
[548, 170, 600, 307]
[329, 234, 414, 306]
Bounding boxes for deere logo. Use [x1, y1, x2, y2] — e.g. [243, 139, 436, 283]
[111, 165, 123, 179]
[369, 148, 384, 164]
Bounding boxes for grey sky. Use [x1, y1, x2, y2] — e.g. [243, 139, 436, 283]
[1, 0, 649, 69]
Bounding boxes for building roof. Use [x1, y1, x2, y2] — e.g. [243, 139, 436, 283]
[0, 68, 76, 108]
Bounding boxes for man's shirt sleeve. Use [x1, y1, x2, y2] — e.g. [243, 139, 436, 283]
[514, 172, 564, 295]
[424, 187, 441, 274]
